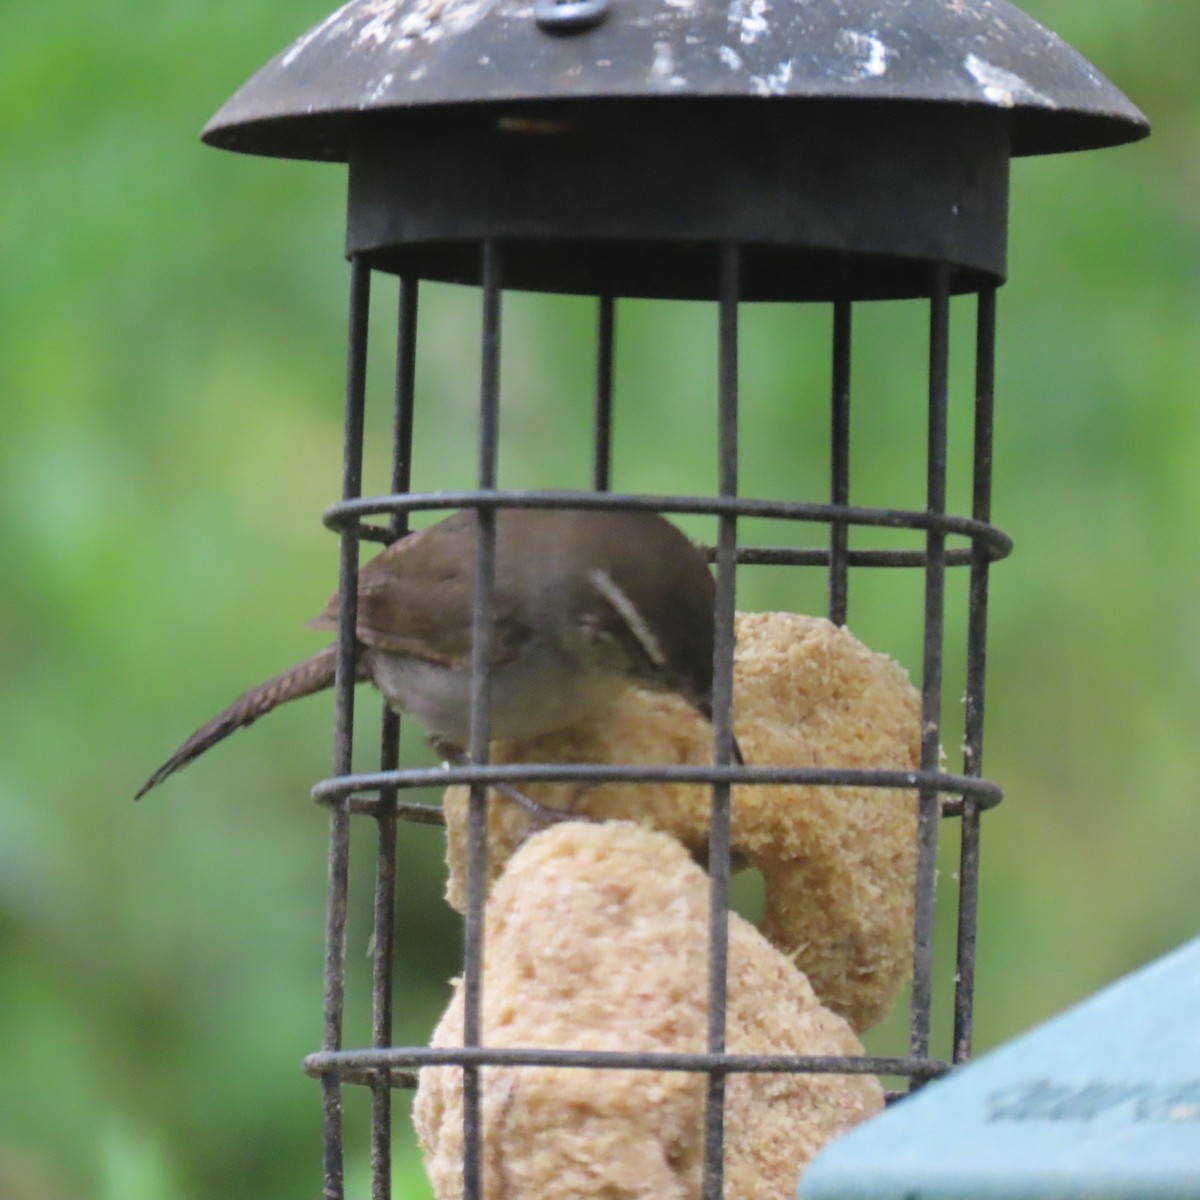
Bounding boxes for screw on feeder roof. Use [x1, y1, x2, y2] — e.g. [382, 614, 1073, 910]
[534, 0, 610, 35]
[196, 2, 1147, 1199]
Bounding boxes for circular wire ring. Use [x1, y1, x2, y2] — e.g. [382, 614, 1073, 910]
[322, 488, 1013, 562]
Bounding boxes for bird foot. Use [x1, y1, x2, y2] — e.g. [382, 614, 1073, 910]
[435, 744, 590, 830]
[492, 780, 586, 830]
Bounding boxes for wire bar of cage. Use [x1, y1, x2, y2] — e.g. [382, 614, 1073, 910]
[953, 284, 998, 1065]
[735, 546, 994, 568]
[829, 300, 852, 626]
[347, 534, 1001, 570]
[312, 762, 1003, 807]
[593, 295, 615, 491]
[304, 1045, 951, 1079]
[368, 273, 419, 1200]
[909, 264, 951, 1074]
[323, 254, 372, 1200]
[461, 240, 503, 1200]
[372, 725, 399, 1200]
[338, 788, 993, 822]
[702, 243, 741, 1200]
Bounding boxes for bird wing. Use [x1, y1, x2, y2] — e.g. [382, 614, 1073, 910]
[579, 511, 718, 706]
[309, 512, 531, 668]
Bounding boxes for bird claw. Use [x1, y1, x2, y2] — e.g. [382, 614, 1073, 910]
[438, 745, 592, 829]
[492, 781, 585, 829]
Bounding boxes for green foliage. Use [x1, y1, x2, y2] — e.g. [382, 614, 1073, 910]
[3, 2, 1198, 1196]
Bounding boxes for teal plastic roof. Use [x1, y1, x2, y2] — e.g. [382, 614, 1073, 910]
[801, 937, 1200, 1200]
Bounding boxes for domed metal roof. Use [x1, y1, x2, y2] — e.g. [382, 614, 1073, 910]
[203, 0, 1148, 161]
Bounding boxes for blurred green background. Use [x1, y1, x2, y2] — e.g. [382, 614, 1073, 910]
[3, 2, 1198, 1197]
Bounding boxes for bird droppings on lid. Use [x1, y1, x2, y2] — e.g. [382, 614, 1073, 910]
[358, 4, 398, 47]
[395, 0, 496, 51]
[281, 1, 357, 67]
[718, 45, 744, 72]
[366, 71, 396, 102]
[728, 0, 770, 46]
[964, 52, 1055, 108]
[650, 40, 687, 89]
[838, 30, 891, 78]
[283, 0, 497, 64]
[749, 57, 793, 97]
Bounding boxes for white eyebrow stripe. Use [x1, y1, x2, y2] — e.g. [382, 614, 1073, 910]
[588, 568, 668, 669]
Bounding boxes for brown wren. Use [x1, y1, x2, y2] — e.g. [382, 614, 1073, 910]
[135, 507, 738, 800]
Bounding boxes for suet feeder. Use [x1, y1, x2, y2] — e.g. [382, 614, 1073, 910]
[201, 1, 1147, 1197]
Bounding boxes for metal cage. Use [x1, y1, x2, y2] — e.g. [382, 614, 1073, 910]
[200, 2, 1148, 1197]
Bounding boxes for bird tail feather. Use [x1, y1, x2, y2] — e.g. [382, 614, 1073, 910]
[134, 645, 348, 800]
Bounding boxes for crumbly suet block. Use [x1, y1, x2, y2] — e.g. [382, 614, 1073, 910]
[414, 822, 883, 1200]
[443, 612, 919, 1031]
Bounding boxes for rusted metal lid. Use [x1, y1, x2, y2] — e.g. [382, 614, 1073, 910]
[203, 0, 1148, 162]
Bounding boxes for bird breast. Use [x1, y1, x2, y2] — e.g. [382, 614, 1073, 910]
[366, 629, 628, 751]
